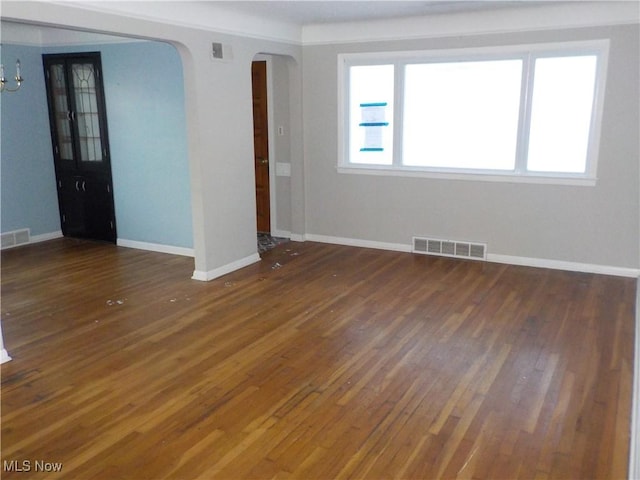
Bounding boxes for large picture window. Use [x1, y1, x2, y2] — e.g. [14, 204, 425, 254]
[338, 41, 609, 184]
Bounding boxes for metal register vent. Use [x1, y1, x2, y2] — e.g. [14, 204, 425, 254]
[1, 228, 30, 250]
[412, 236, 487, 261]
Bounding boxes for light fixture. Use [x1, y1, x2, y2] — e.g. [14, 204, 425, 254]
[1, 59, 24, 93]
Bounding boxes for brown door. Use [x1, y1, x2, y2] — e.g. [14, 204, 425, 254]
[252, 61, 270, 233]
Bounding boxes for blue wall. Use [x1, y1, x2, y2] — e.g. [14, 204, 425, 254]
[0, 44, 60, 236]
[100, 42, 193, 249]
[1, 40, 193, 249]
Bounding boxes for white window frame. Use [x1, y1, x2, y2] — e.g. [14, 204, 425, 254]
[337, 40, 610, 186]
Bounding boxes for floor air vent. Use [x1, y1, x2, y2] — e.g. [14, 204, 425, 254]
[1, 229, 30, 250]
[412, 236, 487, 261]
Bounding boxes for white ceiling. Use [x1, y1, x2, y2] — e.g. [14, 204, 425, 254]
[0, 0, 542, 45]
[203, 1, 528, 25]
[2, 0, 636, 46]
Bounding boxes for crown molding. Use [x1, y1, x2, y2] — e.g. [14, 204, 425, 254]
[2, 1, 638, 48]
[301, 1, 640, 45]
[0, 20, 144, 46]
[52, 0, 303, 45]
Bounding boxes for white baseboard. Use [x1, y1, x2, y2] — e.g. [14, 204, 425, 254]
[303, 233, 412, 253]
[117, 239, 194, 257]
[0, 348, 11, 364]
[31, 231, 63, 244]
[630, 281, 640, 479]
[0, 319, 11, 364]
[289, 233, 306, 242]
[296, 234, 639, 278]
[487, 254, 640, 278]
[271, 229, 291, 239]
[192, 253, 261, 281]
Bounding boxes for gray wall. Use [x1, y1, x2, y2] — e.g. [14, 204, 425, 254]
[302, 24, 640, 270]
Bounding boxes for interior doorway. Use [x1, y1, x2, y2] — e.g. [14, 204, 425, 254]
[251, 60, 270, 234]
[250, 53, 298, 245]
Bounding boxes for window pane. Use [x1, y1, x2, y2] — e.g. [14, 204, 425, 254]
[527, 56, 597, 173]
[349, 65, 394, 165]
[72, 63, 104, 162]
[48, 64, 74, 161]
[403, 60, 522, 170]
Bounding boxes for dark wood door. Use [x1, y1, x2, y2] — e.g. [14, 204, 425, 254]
[43, 53, 116, 243]
[252, 61, 270, 234]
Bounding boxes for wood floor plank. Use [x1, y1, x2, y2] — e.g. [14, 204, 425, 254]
[1, 238, 635, 479]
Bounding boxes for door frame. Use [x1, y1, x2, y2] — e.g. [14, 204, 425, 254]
[253, 54, 279, 236]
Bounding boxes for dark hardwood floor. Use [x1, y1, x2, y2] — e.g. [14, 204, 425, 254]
[1, 238, 636, 479]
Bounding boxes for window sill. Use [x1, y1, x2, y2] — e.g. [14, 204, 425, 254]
[337, 165, 597, 186]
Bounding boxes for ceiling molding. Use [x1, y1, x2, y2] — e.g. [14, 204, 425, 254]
[301, 2, 640, 45]
[67, 1, 303, 44]
[0, 20, 145, 47]
[1, 1, 638, 48]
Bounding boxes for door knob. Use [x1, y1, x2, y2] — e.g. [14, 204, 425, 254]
[258, 157, 269, 165]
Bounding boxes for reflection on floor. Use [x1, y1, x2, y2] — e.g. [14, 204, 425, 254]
[257, 233, 289, 253]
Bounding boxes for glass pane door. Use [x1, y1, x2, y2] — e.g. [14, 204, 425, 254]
[71, 63, 103, 163]
[48, 63, 74, 162]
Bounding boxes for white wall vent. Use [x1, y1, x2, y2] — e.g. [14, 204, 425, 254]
[412, 236, 487, 261]
[1, 229, 30, 250]
[210, 42, 233, 62]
